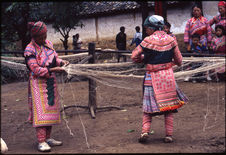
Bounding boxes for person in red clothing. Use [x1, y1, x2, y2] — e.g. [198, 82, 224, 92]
[24, 21, 69, 152]
[163, 21, 177, 41]
[184, 4, 212, 51]
[131, 15, 188, 143]
[209, 1, 226, 34]
[211, 25, 225, 54]
[210, 25, 225, 82]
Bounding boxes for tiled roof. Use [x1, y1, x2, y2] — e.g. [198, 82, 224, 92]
[80, 1, 179, 16]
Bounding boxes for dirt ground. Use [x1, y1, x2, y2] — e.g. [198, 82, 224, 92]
[1, 77, 225, 154]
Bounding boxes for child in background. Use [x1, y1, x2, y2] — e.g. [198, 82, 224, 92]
[211, 25, 225, 55]
[130, 26, 142, 47]
[210, 25, 225, 81]
[187, 33, 209, 54]
[164, 21, 177, 40]
[185, 33, 211, 82]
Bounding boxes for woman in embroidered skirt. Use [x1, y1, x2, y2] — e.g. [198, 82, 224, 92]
[24, 21, 69, 152]
[131, 15, 188, 143]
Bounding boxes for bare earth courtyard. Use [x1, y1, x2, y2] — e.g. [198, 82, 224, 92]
[1, 80, 225, 154]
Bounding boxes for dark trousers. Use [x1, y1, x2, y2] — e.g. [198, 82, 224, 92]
[117, 53, 127, 62]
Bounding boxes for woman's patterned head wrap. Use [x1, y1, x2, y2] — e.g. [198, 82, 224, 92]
[27, 21, 47, 37]
[143, 15, 164, 31]
[218, 1, 225, 7]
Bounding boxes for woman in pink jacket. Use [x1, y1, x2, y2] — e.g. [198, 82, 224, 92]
[131, 15, 188, 143]
[24, 21, 69, 152]
[184, 4, 212, 51]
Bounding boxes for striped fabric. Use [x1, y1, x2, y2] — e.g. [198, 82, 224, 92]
[30, 73, 61, 127]
[132, 31, 182, 67]
[24, 39, 62, 78]
[142, 112, 152, 133]
[168, 33, 177, 41]
[209, 15, 226, 30]
[36, 126, 52, 143]
[211, 35, 226, 74]
[143, 79, 187, 114]
[211, 35, 225, 54]
[30, 21, 47, 37]
[142, 112, 173, 136]
[144, 72, 152, 86]
[143, 86, 160, 113]
[143, 75, 189, 114]
[24, 39, 63, 127]
[132, 30, 187, 115]
[184, 16, 212, 46]
[164, 112, 173, 136]
[140, 31, 176, 52]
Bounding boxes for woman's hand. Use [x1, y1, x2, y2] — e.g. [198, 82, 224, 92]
[62, 60, 69, 66]
[187, 44, 191, 52]
[49, 67, 66, 72]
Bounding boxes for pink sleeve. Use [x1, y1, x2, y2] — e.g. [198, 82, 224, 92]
[46, 40, 63, 66]
[211, 38, 217, 51]
[131, 44, 144, 63]
[208, 16, 216, 27]
[27, 57, 50, 78]
[24, 45, 50, 78]
[172, 40, 182, 66]
[206, 20, 212, 43]
[184, 19, 190, 43]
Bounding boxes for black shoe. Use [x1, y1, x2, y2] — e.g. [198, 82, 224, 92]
[138, 133, 149, 143]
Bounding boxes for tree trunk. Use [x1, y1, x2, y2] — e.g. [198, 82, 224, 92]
[61, 37, 69, 50]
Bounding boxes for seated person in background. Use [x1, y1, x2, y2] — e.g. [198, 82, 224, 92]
[164, 21, 177, 40]
[73, 33, 83, 50]
[187, 33, 209, 55]
[130, 26, 142, 47]
[211, 25, 225, 55]
[185, 33, 211, 82]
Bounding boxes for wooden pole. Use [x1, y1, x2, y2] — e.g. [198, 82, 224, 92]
[154, 1, 167, 21]
[88, 42, 97, 119]
[140, 1, 149, 39]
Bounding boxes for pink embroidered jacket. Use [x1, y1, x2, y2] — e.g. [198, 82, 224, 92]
[24, 39, 63, 78]
[209, 15, 226, 30]
[211, 35, 226, 54]
[131, 31, 182, 86]
[184, 16, 212, 45]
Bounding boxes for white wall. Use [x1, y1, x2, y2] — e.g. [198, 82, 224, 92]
[47, 1, 219, 44]
[46, 18, 96, 44]
[167, 5, 192, 34]
[69, 12, 145, 43]
[203, 1, 219, 30]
